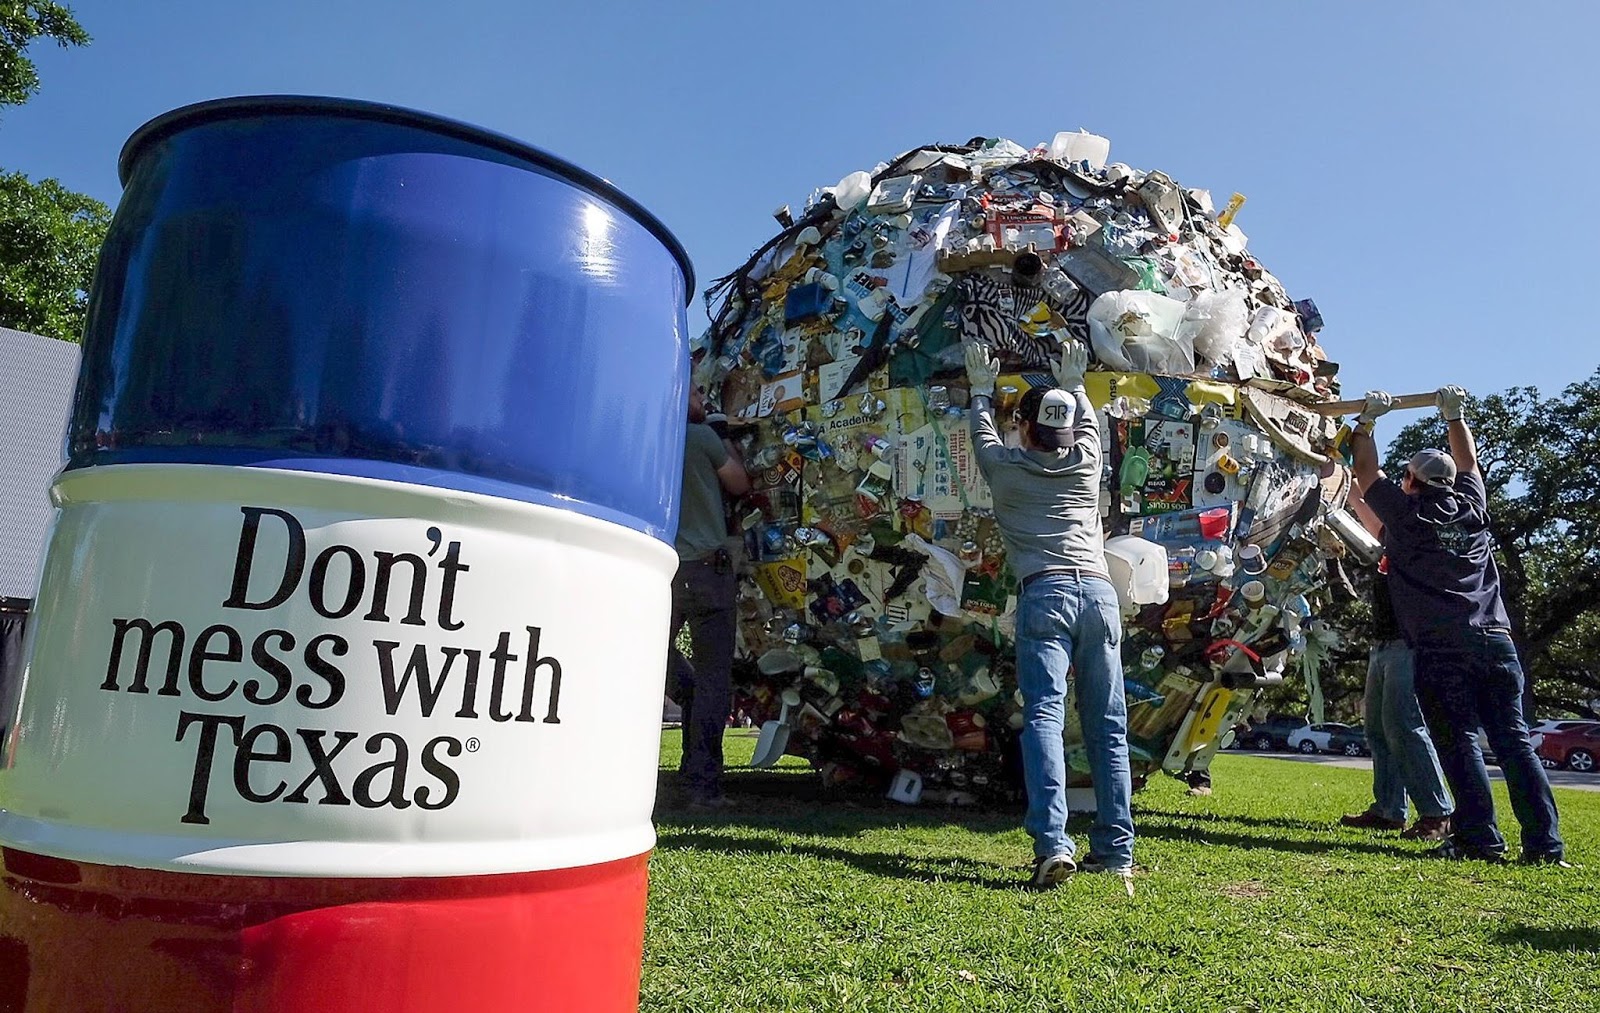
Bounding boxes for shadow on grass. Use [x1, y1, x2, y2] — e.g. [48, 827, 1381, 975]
[653, 770, 1413, 881]
[1132, 820, 1417, 859]
[655, 768, 1018, 837]
[660, 774, 1332, 835]
[1492, 925, 1600, 952]
[1136, 806, 1334, 833]
[656, 827, 1020, 891]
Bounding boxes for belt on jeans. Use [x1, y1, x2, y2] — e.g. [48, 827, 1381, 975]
[1020, 567, 1103, 593]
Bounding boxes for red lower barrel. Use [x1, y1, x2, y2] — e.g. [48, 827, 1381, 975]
[1, 849, 649, 1011]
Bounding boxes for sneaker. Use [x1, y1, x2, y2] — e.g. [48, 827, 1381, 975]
[1340, 808, 1405, 831]
[1519, 851, 1572, 868]
[1026, 854, 1076, 891]
[1078, 854, 1135, 876]
[1426, 840, 1507, 863]
[1401, 815, 1452, 841]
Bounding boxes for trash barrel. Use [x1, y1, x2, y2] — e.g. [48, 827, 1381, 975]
[0, 96, 693, 1012]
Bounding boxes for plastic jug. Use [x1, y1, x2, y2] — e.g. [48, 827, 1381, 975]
[1103, 535, 1171, 608]
[1048, 130, 1111, 170]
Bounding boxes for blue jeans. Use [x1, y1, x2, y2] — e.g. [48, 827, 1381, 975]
[1414, 629, 1562, 858]
[1015, 573, 1134, 866]
[1366, 641, 1452, 822]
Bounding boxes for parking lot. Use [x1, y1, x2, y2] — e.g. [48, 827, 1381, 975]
[1237, 749, 1600, 793]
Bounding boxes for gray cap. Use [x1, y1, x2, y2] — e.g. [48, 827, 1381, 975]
[1408, 448, 1457, 489]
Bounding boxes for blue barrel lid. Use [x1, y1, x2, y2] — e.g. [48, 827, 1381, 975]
[73, 94, 696, 542]
[118, 95, 695, 301]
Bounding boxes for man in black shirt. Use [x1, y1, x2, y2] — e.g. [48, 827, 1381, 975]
[1350, 387, 1562, 863]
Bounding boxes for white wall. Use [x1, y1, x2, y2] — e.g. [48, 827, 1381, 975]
[0, 326, 79, 599]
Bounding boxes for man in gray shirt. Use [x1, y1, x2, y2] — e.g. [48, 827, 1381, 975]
[966, 340, 1133, 889]
[669, 386, 750, 808]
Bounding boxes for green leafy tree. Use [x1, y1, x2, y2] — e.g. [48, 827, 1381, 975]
[0, 2, 107, 342]
[1, 2, 89, 111]
[0, 169, 109, 340]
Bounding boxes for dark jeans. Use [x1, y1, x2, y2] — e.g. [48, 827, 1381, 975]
[668, 554, 736, 800]
[1414, 629, 1562, 858]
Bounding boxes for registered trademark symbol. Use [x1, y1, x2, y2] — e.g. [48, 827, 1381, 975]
[465, 737, 481, 752]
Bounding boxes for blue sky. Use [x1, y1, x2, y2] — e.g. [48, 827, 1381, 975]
[6, 0, 1597, 404]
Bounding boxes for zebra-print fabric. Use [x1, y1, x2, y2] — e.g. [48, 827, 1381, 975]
[956, 271, 1091, 368]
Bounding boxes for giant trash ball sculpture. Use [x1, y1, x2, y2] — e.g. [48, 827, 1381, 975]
[699, 132, 1366, 804]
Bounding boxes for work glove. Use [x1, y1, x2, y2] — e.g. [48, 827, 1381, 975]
[1355, 390, 1394, 426]
[964, 342, 998, 398]
[1051, 340, 1089, 391]
[1436, 385, 1468, 422]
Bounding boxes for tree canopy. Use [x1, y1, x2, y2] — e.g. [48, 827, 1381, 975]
[0, 168, 109, 339]
[1, 2, 89, 113]
[0, 1, 107, 342]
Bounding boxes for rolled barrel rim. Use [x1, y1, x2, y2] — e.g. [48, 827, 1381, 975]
[116, 93, 696, 302]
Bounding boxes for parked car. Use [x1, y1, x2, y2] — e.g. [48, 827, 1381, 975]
[1528, 719, 1599, 752]
[1240, 716, 1310, 752]
[1287, 722, 1354, 755]
[1529, 719, 1598, 735]
[1536, 723, 1600, 773]
[1325, 725, 1370, 757]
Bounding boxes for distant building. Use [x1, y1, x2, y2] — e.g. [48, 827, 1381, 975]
[0, 326, 79, 602]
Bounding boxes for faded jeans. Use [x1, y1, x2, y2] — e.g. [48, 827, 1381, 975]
[1414, 629, 1563, 859]
[1015, 572, 1134, 867]
[1366, 640, 1453, 822]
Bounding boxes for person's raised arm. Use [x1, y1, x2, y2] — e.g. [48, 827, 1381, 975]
[715, 444, 750, 498]
[1437, 385, 1479, 477]
[703, 411, 751, 497]
[1347, 484, 1384, 538]
[1349, 390, 1394, 494]
[1052, 342, 1099, 466]
[965, 343, 1007, 469]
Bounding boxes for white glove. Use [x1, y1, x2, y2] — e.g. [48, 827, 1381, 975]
[1051, 340, 1089, 390]
[1356, 390, 1394, 426]
[1437, 385, 1468, 422]
[964, 343, 998, 397]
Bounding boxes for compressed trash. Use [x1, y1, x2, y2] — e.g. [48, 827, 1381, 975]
[696, 132, 1358, 804]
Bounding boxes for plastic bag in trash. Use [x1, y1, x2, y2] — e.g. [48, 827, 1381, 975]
[1177, 288, 1250, 368]
[1087, 289, 1194, 374]
[832, 170, 873, 211]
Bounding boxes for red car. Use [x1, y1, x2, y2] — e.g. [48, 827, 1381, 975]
[1535, 723, 1600, 773]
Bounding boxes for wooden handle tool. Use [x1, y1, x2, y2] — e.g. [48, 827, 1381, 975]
[1310, 392, 1438, 417]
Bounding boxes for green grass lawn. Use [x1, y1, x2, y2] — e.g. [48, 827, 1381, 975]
[644, 731, 1600, 1013]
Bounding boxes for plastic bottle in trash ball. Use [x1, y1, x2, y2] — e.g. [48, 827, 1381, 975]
[1217, 192, 1247, 228]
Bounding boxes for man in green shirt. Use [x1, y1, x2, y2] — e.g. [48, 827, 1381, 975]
[669, 386, 750, 807]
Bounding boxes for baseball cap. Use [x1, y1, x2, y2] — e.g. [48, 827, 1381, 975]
[1407, 448, 1457, 489]
[1017, 386, 1077, 449]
